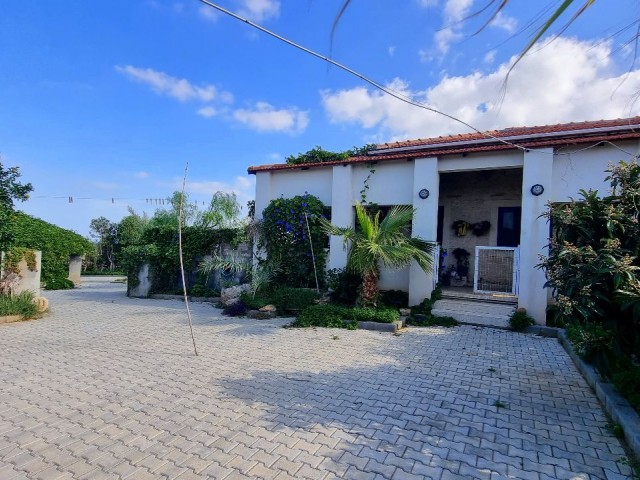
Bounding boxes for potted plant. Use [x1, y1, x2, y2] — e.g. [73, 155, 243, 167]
[451, 220, 470, 237]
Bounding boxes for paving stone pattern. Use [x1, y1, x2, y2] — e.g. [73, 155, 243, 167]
[0, 279, 634, 479]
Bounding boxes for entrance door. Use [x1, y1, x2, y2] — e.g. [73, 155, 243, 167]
[497, 207, 521, 247]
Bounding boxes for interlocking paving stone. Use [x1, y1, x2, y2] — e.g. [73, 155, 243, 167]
[0, 278, 636, 479]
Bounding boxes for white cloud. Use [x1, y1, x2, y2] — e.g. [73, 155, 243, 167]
[388, 46, 396, 57]
[115, 65, 229, 103]
[233, 102, 309, 133]
[198, 4, 219, 22]
[133, 171, 149, 179]
[489, 11, 518, 33]
[321, 37, 640, 140]
[431, 0, 474, 56]
[94, 181, 118, 190]
[417, 0, 438, 6]
[483, 49, 496, 64]
[197, 106, 217, 118]
[237, 0, 280, 22]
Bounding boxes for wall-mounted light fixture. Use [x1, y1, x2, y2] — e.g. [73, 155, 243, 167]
[418, 188, 430, 199]
[530, 184, 544, 196]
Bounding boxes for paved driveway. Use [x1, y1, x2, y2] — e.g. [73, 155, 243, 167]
[0, 278, 633, 479]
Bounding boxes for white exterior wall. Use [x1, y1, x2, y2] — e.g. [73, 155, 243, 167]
[269, 168, 332, 206]
[329, 165, 354, 270]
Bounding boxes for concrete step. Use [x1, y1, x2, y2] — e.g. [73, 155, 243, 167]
[432, 298, 516, 328]
[433, 299, 515, 316]
[441, 291, 517, 304]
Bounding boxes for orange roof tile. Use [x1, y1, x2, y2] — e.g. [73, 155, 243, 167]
[248, 117, 640, 174]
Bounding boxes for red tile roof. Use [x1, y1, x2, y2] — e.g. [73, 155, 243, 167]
[248, 117, 640, 174]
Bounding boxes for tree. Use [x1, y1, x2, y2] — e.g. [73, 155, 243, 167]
[197, 192, 241, 229]
[117, 208, 148, 249]
[89, 216, 118, 271]
[320, 203, 435, 306]
[0, 160, 33, 251]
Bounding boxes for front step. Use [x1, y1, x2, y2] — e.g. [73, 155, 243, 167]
[432, 298, 516, 328]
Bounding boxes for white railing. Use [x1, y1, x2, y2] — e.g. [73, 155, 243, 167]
[473, 246, 519, 295]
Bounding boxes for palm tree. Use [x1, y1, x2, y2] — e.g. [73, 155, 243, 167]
[320, 203, 435, 306]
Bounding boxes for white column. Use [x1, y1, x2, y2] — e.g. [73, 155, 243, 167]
[328, 165, 354, 270]
[519, 148, 553, 324]
[409, 157, 439, 305]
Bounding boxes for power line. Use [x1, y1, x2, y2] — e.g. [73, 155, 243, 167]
[197, 0, 640, 159]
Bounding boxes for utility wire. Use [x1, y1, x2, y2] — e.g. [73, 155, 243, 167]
[197, 0, 640, 159]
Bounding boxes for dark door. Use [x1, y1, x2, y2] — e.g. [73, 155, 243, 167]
[497, 207, 521, 247]
[436, 206, 444, 244]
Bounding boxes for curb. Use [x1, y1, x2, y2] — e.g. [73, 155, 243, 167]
[558, 330, 640, 461]
[358, 318, 406, 333]
[147, 294, 220, 303]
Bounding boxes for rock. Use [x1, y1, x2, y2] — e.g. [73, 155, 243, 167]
[33, 296, 49, 313]
[247, 310, 276, 320]
[516, 307, 527, 314]
[259, 304, 276, 312]
[399, 308, 411, 316]
[220, 284, 250, 306]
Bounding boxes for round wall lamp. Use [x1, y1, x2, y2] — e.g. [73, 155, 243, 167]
[530, 184, 545, 196]
[418, 188, 430, 199]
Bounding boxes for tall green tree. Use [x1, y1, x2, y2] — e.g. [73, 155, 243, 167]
[89, 216, 118, 271]
[320, 203, 435, 306]
[0, 161, 33, 251]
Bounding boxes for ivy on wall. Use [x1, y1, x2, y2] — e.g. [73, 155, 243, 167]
[10, 212, 93, 282]
[285, 145, 376, 165]
[260, 194, 328, 288]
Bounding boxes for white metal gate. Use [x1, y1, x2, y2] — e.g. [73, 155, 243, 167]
[432, 244, 440, 290]
[473, 246, 519, 295]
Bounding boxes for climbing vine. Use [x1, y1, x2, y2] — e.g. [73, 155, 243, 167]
[359, 164, 377, 204]
[260, 194, 328, 288]
[2, 247, 37, 275]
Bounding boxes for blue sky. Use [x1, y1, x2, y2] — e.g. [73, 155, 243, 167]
[2, 0, 639, 236]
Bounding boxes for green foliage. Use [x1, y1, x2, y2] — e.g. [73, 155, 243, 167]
[612, 366, 640, 412]
[290, 304, 398, 329]
[326, 268, 360, 305]
[285, 144, 376, 165]
[407, 314, 459, 327]
[290, 304, 358, 329]
[0, 161, 33, 252]
[189, 284, 217, 297]
[320, 202, 435, 305]
[0, 291, 38, 319]
[566, 323, 614, 362]
[260, 194, 327, 288]
[240, 291, 273, 310]
[270, 288, 319, 311]
[2, 247, 37, 274]
[11, 213, 93, 282]
[509, 310, 535, 331]
[379, 290, 409, 308]
[44, 277, 75, 290]
[541, 160, 640, 377]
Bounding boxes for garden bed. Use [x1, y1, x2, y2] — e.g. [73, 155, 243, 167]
[559, 330, 640, 461]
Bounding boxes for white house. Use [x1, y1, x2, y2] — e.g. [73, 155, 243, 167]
[248, 117, 640, 325]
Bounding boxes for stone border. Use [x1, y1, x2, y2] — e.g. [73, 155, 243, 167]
[558, 330, 640, 461]
[148, 294, 221, 303]
[358, 317, 406, 333]
[0, 315, 22, 325]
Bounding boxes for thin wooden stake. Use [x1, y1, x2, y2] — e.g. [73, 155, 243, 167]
[178, 163, 199, 356]
[304, 213, 320, 294]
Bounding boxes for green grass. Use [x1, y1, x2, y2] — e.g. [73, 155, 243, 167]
[0, 292, 39, 319]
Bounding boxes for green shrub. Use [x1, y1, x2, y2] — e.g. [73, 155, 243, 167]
[345, 306, 398, 323]
[189, 284, 216, 297]
[0, 291, 38, 319]
[326, 268, 360, 305]
[509, 310, 534, 331]
[566, 323, 614, 362]
[270, 287, 319, 311]
[407, 314, 458, 327]
[240, 291, 273, 310]
[290, 304, 357, 329]
[379, 290, 409, 308]
[612, 366, 640, 413]
[44, 277, 75, 290]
